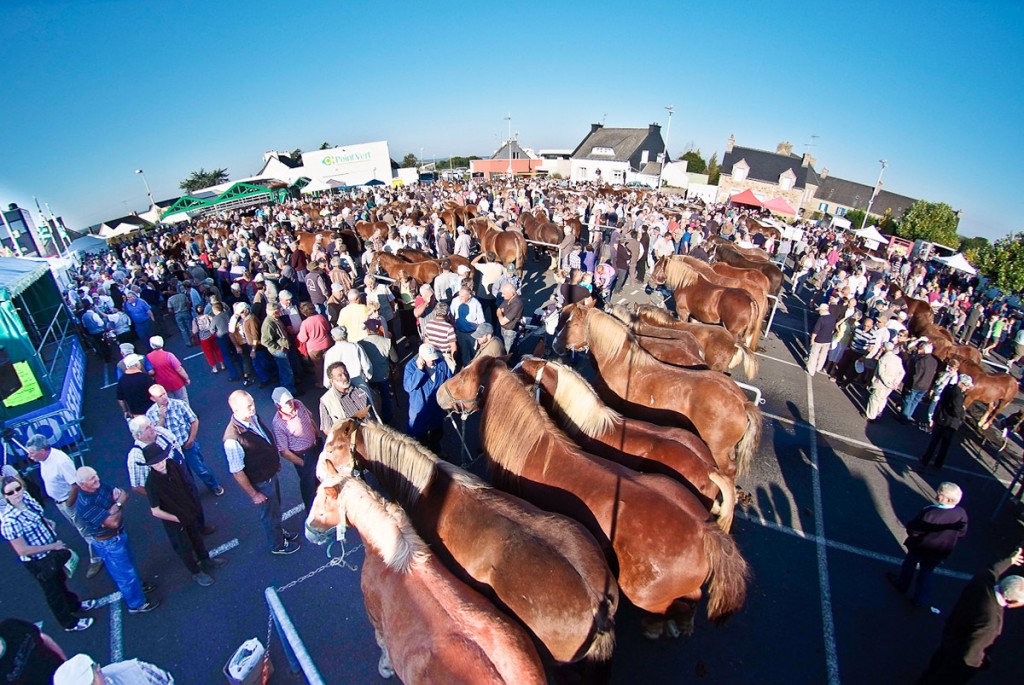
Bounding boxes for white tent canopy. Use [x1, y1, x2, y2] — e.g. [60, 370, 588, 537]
[933, 252, 977, 275]
[853, 225, 889, 243]
[301, 178, 343, 194]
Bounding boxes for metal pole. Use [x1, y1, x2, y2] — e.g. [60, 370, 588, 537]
[861, 160, 887, 230]
[135, 169, 156, 208]
[264, 587, 327, 684]
[505, 113, 513, 175]
[657, 105, 674, 192]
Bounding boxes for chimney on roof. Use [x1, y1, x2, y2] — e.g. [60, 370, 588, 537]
[648, 122, 661, 135]
[776, 141, 794, 156]
[801, 153, 816, 168]
[590, 123, 603, 134]
[726, 134, 735, 153]
[820, 167, 829, 179]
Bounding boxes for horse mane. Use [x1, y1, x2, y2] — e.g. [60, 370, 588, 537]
[585, 308, 657, 371]
[357, 422, 446, 510]
[606, 303, 636, 326]
[339, 478, 429, 572]
[480, 364, 571, 477]
[545, 360, 621, 438]
[632, 304, 679, 327]
[663, 257, 699, 289]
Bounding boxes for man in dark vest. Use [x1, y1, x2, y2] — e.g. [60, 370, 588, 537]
[222, 390, 300, 555]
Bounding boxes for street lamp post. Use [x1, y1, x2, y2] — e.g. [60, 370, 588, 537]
[656, 105, 674, 192]
[505, 113, 513, 176]
[135, 169, 156, 209]
[861, 159, 888, 230]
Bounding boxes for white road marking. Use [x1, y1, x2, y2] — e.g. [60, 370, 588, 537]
[282, 503, 306, 521]
[109, 599, 123, 662]
[803, 307, 840, 685]
[771, 322, 810, 335]
[756, 352, 802, 368]
[209, 538, 240, 557]
[736, 511, 971, 581]
[183, 352, 204, 361]
[95, 591, 122, 608]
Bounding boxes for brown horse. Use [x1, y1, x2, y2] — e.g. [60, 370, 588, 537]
[707, 235, 771, 261]
[708, 261, 772, 295]
[318, 420, 618, 667]
[513, 356, 736, 532]
[437, 357, 750, 639]
[627, 305, 759, 379]
[395, 248, 472, 274]
[356, 220, 389, 242]
[296, 229, 361, 258]
[710, 241, 784, 295]
[469, 218, 527, 274]
[651, 257, 762, 351]
[305, 472, 546, 684]
[954, 359, 1019, 429]
[666, 255, 768, 351]
[372, 252, 444, 283]
[555, 303, 761, 476]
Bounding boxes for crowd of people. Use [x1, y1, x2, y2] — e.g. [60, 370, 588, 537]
[2, 175, 1023, 683]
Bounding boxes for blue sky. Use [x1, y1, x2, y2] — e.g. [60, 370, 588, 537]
[2, 1, 1022, 240]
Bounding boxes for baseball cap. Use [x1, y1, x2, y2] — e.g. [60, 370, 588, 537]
[53, 654, 96, 685]
[418, 343, 439, 361]
[472, 322, 494, 339]
[271, 387, 294, 406]
[124, 354, 144, 367]
[456, 264, 470, 274]
[149, 335, 164, 348]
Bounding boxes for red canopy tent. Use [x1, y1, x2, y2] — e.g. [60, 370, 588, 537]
[729, 188, 763, 208]
[763, 196, 797, 216]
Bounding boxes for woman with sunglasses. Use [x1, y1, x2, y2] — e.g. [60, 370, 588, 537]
[0, 476, 95, 631]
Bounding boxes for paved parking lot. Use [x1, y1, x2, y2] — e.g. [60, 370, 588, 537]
[3, 270, 1023, 684]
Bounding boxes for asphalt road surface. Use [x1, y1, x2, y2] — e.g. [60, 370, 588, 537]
[4, 259, 1023, 684]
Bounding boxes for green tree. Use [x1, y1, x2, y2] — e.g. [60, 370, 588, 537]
[843, 209, 868, 229]
[179, 167, 229, 193]
[958, 235, 989, 254]
[319, 142, 331, 150]
[975, 233, 1024, 295]
[707, 152, 721, 184]
[896, 200, 961, 249]
[877, 210, 899, 236]
[680, 150, 707, 174]
[288, 148, 303, 164]
[401, 153, 419, 168]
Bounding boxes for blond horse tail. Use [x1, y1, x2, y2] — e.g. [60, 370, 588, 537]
[707, 471, 736, 534]
[735, 403, 761, 477]
[703, 521, 750, 624]
[730, 343, 760, 380]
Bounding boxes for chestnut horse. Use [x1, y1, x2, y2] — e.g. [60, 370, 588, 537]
[437, 357, 750, 639]
[296, 229, 360, 258]
[396, 248, 472, 274]
[954, 359, 1019, 429]
[651, 257, 762, 351]
[513, 356, 736, 532]
[372, 252, 444, 283]
[710, 241, 784, 295]
[627, 304, 759, 379]
[469, 218, 527, 274]
[708, 261, 772, 296]
[319, 420, 618, 668]
[555, 303, 761, 476]
[356, 220, 389, 242]
[665, 255, 769, 350]
[305, 472, 546, 684]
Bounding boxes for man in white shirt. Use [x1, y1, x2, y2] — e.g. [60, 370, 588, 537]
[25, 434, 104, 578]
[321, 326, 372, 392]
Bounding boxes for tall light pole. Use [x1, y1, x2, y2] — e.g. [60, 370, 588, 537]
[861, 159, 887, 229]
[505, 113, 513, 176]
[656, 105, 674, 192]
[135, 169, 156, 208]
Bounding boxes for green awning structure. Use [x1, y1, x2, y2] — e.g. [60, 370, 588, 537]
[0, 258, 51, 299]
[161, 181, 290, 219]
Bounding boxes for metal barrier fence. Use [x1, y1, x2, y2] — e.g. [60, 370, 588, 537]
[733, 381, 765, 406]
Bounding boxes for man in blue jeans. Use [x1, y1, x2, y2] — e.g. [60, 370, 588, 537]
[223, 391, 300, 555]
[144, 385, 224, 496]
[74, 467, 159, 614]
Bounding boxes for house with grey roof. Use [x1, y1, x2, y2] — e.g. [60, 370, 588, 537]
[717, 136, 821, 213]
[811, 171, 917, 221]
[569, 123, 667, 185]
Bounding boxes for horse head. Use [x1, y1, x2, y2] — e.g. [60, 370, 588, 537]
[436, 356, 492, 417]
[305, 457, 348, 546]
[649, 257, 669, 286]
[552, 302, 591, 356]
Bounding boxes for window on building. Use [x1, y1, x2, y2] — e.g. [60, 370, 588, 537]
[836, 207, 846, 216]
[732, 164, 748, 182]
[818, 202, 829, 212]
[592, 147, 614, 156]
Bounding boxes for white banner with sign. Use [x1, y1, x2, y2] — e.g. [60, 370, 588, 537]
[301, 141, 393, 185]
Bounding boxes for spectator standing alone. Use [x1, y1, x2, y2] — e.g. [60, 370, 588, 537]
[886, 482, 968, 613]
[807, 302, 838, 377]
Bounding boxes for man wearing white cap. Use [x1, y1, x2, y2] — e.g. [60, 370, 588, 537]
[145, 337, 190, 404]
[53, 652, 173, 684]
[271, 387, 320, 512]
[865, 341, 906, 422]
[403, 344, 453, 450]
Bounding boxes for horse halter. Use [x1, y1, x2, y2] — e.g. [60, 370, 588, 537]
[439, 379, 484, 418]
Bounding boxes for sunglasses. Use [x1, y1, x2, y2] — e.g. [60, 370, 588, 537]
[4, 484, 23, 496]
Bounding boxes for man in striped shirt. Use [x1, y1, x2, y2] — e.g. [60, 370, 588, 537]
[270, 387, 320, 512]
[422, 301, 457, 358]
